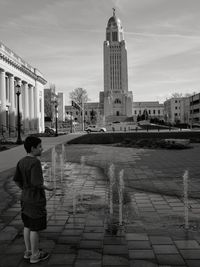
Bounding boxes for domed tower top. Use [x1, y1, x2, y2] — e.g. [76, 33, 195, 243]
[106, 8, 124, 42]
[107, 8, 122, 28]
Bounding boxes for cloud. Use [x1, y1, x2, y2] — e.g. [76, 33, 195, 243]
[1, 0, 200, 104]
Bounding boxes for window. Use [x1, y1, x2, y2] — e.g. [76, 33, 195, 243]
[153, 110, 155, 114]
[112, 32, 118, 41]
[116, 111, 119, 116]
[134, 110, 137, 114]
[158, 110, 160, 114]
[114, 98, 121, 104]
[175, 106, 177, 109]
[149, 110, 151, 114]
[194, 108, 200, 114]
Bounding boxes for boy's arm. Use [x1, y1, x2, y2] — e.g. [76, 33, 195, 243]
[31, 160, 53, 191]
[42, 184, 54, 191]
[13, 163, 23, 189]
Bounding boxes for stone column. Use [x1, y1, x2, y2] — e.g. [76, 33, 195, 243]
[29, 84, 34, 130]
[8, 74, 16, 133]
[22, 81, 29, 132]
[0, 69, 6, 129]
[40, 89, 45, 132]
[34, 81, 40, 132]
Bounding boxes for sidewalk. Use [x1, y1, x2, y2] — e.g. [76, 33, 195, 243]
[0, 133, 83, 173]
[0, 137, 200, 266]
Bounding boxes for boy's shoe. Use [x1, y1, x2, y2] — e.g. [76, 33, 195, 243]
[30, 250, 49, 264]
[24, 250, 32, 259]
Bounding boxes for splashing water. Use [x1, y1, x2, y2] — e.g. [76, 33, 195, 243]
[80, 156, 85, 168]
[118, 169, 124, 226]
[73, 189, 77, 216]
[60, 154, 64, 183]
[61, 144, 65, 162]
[183, 170, 189, 230]
[51, 147, 57, 220]
[108, 164, 115, 218]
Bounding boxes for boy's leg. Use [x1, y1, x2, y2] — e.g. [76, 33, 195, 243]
[30, 231, 39, 255]
[24, 227, 31, 251]
[30, 230, 49, 263]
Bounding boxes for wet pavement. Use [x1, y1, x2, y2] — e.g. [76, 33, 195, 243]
[0, 134, 200, 266]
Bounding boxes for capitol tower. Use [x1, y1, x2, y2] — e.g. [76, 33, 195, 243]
[102, 9, 133, 122]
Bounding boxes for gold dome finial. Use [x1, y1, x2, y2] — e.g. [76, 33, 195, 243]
[112, 7, 116, 16]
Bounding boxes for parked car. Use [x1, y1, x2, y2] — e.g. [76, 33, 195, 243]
[45, 126, 56, 135]
[85, 125, 106, 133]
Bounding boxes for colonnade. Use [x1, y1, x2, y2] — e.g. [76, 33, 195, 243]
[0, 68, 39, 134]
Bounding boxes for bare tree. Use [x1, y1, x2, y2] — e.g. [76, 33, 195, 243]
[69, 87, 89, 105]
[44, 84, 57, 120]
[171, 92, 183, 98]
[172, 92, 197, 98]
[184, 93, 192, 97]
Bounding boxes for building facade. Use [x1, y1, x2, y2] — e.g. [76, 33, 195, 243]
[101, 9, 133, 123]
[189, 93, 200, 126]
[133, 101, 164, 121]
[0, 42, 46, 134]
[164, 97, 190, 124]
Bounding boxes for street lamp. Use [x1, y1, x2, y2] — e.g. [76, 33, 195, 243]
[54, 102, 58, 137]
[16, 84, 23, 144]
[70, 111, 73, 133]
[81, 96, 84, 131]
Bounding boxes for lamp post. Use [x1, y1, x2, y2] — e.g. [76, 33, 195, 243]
[16, 84, 23, 144]
[81, 96, 84, 131]
[54, 102, 58, 136]
[70, 111, 73, 133]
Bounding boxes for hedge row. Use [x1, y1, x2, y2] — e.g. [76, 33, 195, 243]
[67, 131, 200, 145]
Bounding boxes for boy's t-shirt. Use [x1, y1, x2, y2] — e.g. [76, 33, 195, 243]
[13, 156, 47, 218]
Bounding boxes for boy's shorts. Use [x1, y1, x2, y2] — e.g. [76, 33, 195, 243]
[21, 213, 47, 231]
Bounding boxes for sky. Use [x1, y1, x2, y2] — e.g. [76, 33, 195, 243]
[0, 0, 200, 104]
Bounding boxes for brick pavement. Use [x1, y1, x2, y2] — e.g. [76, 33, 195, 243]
[0, 136, 200, 266]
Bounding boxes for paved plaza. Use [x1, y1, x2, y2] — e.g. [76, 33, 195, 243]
[0, 134, 200, 267]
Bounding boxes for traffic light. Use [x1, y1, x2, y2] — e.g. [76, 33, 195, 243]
[72, 100, 81, 110]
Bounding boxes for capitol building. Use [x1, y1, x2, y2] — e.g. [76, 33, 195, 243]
[65, 10, 164, 127]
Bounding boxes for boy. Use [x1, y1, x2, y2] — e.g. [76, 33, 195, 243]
[13, 136, 53, 264]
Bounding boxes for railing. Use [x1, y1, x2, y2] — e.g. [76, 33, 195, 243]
[8, 125, 17, 137]
[0, 124, 7, 142]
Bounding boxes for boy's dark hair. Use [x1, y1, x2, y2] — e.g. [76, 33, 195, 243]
[24, 136, 41, 153]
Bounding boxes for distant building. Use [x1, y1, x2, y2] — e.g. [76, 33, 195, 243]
[0, 41, 46, 134]
[133, 101, 164, 121]
[164, 97, 190, 124]
[65, 102, 103, 125]
[189, 93, 200, 126]
[100, 9, 133, 123]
